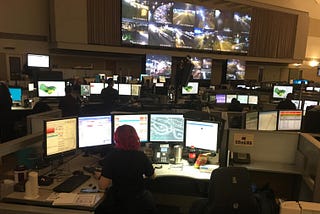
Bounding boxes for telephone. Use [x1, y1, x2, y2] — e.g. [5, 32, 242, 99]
[232, 152, 251, 164]
[152, 144, 170, 164]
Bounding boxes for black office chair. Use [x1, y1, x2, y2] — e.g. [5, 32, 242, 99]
[189, 166, 259, 214]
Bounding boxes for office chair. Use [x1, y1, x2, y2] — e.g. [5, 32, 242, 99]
[189, 166, 259, 214]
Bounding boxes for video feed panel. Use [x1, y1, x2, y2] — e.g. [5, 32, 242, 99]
[150, 114, 184, 142]
[245, 111, 258, 130]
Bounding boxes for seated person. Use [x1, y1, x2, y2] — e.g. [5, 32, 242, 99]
[58, 86, 80, 117]
[228, 98, 243, 112]
[94, 125, 157, 214]
[276, 93, 296, 110]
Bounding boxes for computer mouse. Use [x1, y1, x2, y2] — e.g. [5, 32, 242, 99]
[72, 170, 84, 176]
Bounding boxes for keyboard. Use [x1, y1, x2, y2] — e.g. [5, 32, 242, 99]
[53, 174, 91, 193]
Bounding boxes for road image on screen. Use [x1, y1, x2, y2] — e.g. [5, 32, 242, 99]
[185, 120, 219, 152]
[78, 115, 112, 148]
[150, 114, 184, 142]
[277, 110, 302, 131]
[45, 117, 77, 157]
[113, 114, 148, 142]
[258, 111, 278, 131]
[245, 111, 258, 130]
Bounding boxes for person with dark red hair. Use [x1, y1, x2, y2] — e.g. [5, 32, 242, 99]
[95, 125, 157, 214]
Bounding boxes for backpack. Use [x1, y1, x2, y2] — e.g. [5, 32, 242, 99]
[254, 184, 280, 214]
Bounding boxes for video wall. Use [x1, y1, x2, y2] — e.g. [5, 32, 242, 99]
[121, 0, 251, 53]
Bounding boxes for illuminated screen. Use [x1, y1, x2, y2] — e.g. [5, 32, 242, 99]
[314, 87, 320, 92]
[121, 1, 251, 54]
[131, 84, 141, 96]
[181, 82, 199, 95]
[80, 85, 90, 97]
[113, 114, 149, 142]
[245, 111, 258, 130]
[215, 94, 226, 104]
[303, 100, 318, 113]
[27, 53, 49, 68]
[28, 83, 35, 91]
[191, 57, 212, 80]
[9, 87, 22, 103]
[145, 54, 172, 78]
[44, 117, 77, 158]
[292, 99, 302, 110]
[78, 115, 112, 148]
[272, 85, 293, 99]
[226, 59, 246, 80]
[149, 113, 184, 143]
[237, 95, 248, 104]
[248, 95, 258, 105]
[306, 86, 314, 91]
[184, 119, 219, 152]
[89, 83, 104, 95]
[277, 110, 302, 131]
[258, 111, 278, 131]
[37, 81, 66, 97]
[226, 94, 237, 103]
[118, 83, 131, 96]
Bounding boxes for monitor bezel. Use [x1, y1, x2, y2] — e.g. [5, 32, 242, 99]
[27, 53, 50, 68]
[37, 80, 66, 98]
[257, 110, 278, 131]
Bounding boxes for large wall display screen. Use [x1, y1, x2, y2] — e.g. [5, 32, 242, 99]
[190, 57, 212, 80]
[121, 0, 251, 54]
[145, 54, 172, 77]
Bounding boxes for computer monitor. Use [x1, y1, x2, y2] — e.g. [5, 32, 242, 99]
[277, 110, 302, 131]
[245, 111, 258, 130]
[43, 117, 77, 159]
[303, 100, 318, 113]
[149, 113, 184, 143]
[215, 94, 226, 104]
[118, 83, 131, 96]
[80, 85, 90, 97]
[78, 115, 113, 149]
[248, 95, 258, 105]
[113, 113, 148, 142]
[184, 119, 219, 152]
[89, 82, 104, 95]
[181, 82, 199, 95]
[306, 86, 314, 91]
[226, 94, 237, 103]
[37, 80, 66, 97]
[9, 87, 22, 104]
[258, 111, 278, 131]
[131, 84, 141, 96]
[237, 95, 248, 104]
[27, 53, 50, 68]
[292, 99, 302, 110]
[272, 85, 293, 99]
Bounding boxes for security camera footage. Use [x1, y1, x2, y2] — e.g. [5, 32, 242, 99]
[122, 0, 251, 53]
[226, 59, 246, 80]
[146, 54, 172, 77]
[191, 57, 212, 80]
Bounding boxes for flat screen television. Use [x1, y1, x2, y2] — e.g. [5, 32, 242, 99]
[121, 0, 251, 53]
[113, 113, 149, 142]
[226, 59, 246, 80]
[145, 54, 172, 78]
[9, 87, 22, 104]
[258, 111, 278, 131]
[43, 117, 77, 159]
[118, 83, 131, 96]
[245, 111, 258, 130]
[272, 85, 293, 99]
[277, 110, 302, 131]
[89, 83, 104, 95]
[181, 82, 199, 95]
[37, 80, 66, 97]
[78, 115, 113, 149]
[27, 53, 50, 68]
[190, 57, 212, 80]
[149, 113, 184, 143]
[184, 119, 219, 152]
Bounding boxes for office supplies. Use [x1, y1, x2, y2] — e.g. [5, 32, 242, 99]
[53, 174, 90, 193]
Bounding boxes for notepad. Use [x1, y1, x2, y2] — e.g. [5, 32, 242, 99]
[49, 193, 96, 206]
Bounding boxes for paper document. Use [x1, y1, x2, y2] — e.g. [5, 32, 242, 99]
[50, 193, 96, 206]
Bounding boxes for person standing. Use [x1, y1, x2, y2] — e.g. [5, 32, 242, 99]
[100, 78, 119, 114]
[0, 81, 13, 142]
